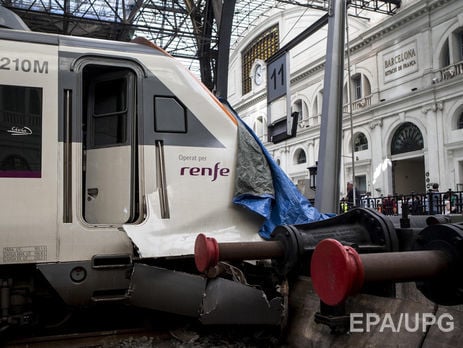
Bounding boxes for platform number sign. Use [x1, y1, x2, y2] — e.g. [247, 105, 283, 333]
[270, 64, 284, 90]
[267, 53, 289, 103]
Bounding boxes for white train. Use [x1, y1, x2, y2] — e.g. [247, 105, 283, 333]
[0, 6, 294, 331]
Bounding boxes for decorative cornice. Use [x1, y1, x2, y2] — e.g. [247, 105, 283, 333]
[288, 1, 454, 90]
[291, 62, 325, 84]
[235, 93, 267, 112]
[348, 0, 454, 55]
[421, 102, 444, 113]
[435, 102, 444, 111]
[369, 119, 383, 129]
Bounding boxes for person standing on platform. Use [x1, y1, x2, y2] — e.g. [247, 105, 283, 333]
[430, 183, 440, 214]
[346, 181, 360, 210]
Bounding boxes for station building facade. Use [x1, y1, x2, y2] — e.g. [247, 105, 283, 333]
[227, 0, 463, 200]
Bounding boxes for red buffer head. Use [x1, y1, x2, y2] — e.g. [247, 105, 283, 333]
[310, 238, 365, 306]
[194, 233, 219, 273]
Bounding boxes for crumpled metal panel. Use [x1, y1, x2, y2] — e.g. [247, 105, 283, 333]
[123, 192, 263, 259]
[129, 264, 206, 317]
[129, 264, 283, 325]
[200, 277, 283, 325]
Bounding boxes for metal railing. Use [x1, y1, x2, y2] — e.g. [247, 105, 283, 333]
[433, 61, 463, 83]
[342, 94, 372, 113]
[340, 190, 463, 216]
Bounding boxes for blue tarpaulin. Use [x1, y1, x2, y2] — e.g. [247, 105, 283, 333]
[232, 116, 331, 239]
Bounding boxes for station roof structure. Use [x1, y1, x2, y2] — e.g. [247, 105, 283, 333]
[1, 0, 400, 91]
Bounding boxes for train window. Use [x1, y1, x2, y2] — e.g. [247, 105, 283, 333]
[94, 79, 127, 115]
[154, 96, 187, 133]
[0, 85, 42, 178]
[91, 78, 128, 147]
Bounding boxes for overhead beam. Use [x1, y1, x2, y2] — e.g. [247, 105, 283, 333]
[277, 0, 400, 16]
[215, 0, 235, 98]
[267, 13, 329, 62]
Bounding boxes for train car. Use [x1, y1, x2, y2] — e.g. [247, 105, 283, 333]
[0, 6, 304, 331]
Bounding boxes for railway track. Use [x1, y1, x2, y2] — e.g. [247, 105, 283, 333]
[1, 305, 284, 348]
[4, 328, 170, 348]
[4, 325, 283, 348]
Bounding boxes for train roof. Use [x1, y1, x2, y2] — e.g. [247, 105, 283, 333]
[0, 6, 30, 31]
[0, 8, 164, 57]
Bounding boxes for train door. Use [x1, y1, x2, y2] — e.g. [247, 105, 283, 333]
[81, 64, 139, 224]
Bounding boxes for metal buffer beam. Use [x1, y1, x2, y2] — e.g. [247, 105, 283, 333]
[195, 208, 398, 276]
[311, 222, 463, 306]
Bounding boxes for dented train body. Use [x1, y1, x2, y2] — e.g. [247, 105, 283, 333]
[0, 7, 289, 330]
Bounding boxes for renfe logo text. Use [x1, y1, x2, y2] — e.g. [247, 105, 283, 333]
[180, 162, 230, 182]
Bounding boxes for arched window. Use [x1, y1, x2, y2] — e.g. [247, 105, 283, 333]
[353, 132, 368, 152]
[293, 99, 308, 119]
[293, 99, 309, 127]
[440, 38, 451, 67]
[344, 73, 372, 103]
[458, 112, 463, 129]
[312, 96, 319, 116]
[352, 74, 362, 100]
[294, 148, 307, 165]
[312, 90, 323, 121]
[439, 29, 463, 69]
[253, 116, 266, 139]
[391, 122, 424, 155]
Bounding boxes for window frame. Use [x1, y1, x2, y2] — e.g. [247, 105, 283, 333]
[0, 84, 43, 178]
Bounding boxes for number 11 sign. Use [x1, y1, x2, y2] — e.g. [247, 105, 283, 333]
[266, 51, 292, 139]
[267, 52, 289, 103]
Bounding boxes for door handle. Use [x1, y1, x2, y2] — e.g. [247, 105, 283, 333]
[87, 188, 99, 201]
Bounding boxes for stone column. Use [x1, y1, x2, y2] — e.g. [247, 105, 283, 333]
[369, 118, 384, 195]
[307, 140, 315, 167]
[421, 103, 441, 186]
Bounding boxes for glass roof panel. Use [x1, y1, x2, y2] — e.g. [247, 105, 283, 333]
[2, 0, 399, 76]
